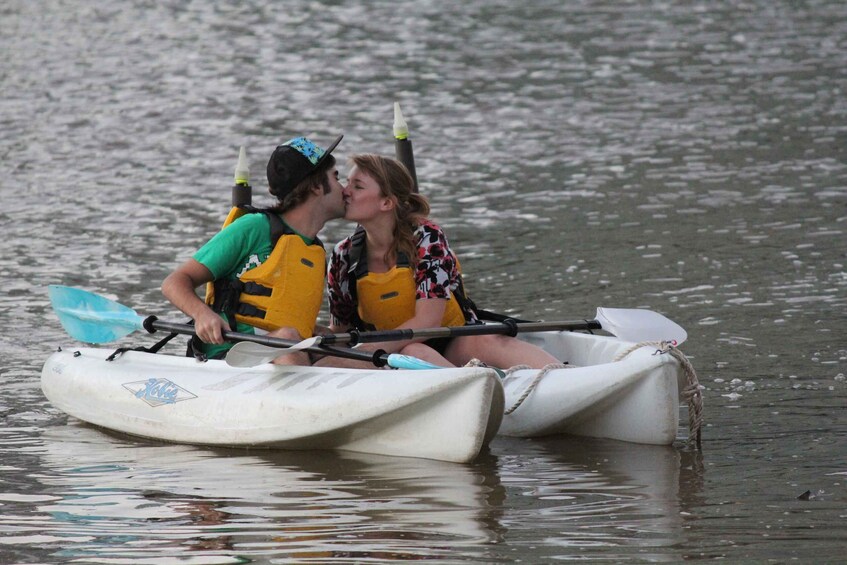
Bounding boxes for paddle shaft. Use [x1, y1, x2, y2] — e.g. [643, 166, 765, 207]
[147, 318, 390, 366]
[318, 319, 603, 346]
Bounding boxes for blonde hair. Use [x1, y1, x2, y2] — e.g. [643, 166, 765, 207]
[349, 154, 430, 266]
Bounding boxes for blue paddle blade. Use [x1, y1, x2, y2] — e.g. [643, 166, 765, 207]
[48, 285, 146, 344]
[385, 354, 443, 370]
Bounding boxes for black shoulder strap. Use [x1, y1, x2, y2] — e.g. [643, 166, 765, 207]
[262, 210, 324, 249]
[263, 211, 293, 246]
[347, 227, 365, 301]
[346, 226, 372, 330]
[346, 225, 368, 280]
[225, 206, 292, 246]
[347, 225, 411, 278]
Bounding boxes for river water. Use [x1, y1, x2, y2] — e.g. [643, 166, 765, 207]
[1, 0, 845, 562]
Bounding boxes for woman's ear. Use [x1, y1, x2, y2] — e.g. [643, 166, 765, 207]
[380, 196, 396, 212]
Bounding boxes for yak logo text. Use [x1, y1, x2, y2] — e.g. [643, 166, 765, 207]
[123, 378, 197, 407]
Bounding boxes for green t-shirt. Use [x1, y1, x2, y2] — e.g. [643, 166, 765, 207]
[193, 213, 272, 358]
[195, 213, 274, 281]
[193, 212, 317, 359]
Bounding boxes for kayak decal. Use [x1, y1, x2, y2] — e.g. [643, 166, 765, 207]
[123, 378, 197, 407]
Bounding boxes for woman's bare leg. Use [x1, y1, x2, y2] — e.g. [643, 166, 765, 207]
[444, 334, 559, 369]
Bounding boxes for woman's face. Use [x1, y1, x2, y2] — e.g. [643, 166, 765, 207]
[342, 166, 391, 223]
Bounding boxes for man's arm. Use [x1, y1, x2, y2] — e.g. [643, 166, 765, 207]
[162, 259, 228, 344]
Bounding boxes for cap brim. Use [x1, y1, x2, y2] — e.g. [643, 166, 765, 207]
[317, 134, 343, 165]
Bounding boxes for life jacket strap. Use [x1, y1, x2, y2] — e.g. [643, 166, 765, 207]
[346, 226, 373, 331]
[243, 281, 272, 297]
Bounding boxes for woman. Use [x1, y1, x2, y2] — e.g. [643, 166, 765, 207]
[325, 154, 559, 369]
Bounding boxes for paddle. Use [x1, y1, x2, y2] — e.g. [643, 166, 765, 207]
[226, 307, 687, 367]
[47, 285, 442, 370]
[276, 308, 685, 348]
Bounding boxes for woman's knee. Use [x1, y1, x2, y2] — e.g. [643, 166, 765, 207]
[399, 342, 453, 367]
[456, 333, 508, 354]
[399, 342, 433, 358]
[266, 327, 302, 341]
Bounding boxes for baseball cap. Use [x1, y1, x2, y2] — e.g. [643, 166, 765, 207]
[266, 135, 343, 199]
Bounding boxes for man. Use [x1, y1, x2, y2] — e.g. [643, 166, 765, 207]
[162, 135, 345, 364]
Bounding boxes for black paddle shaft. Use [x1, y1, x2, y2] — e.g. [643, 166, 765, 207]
[145, 318, 390, 367]
[321, 319, 603, 346]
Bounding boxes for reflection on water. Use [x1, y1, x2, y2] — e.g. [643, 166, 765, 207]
[0, 425, 702, 563]
[13, 425, 500, 562]
[491, 437, 697, 562]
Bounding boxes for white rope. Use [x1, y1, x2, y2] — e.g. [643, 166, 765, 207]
[500, 342, 703, 449]
[503, 364, 531, 376]
[614, 341, 703, 449]
[504, 363, 570, 415]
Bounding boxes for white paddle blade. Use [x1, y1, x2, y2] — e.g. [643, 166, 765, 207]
[225, 337, 323, 368]
[595, 307, 687, 345]
[287, 336, 321, 351]
[225, 341, 282, 367]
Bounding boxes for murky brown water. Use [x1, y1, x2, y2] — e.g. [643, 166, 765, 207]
[2, 0, 845, 562]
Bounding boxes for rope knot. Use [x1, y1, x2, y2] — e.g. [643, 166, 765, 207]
[652, 340, 676, 355]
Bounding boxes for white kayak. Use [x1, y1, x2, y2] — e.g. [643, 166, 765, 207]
[44, 286, 700, 454]
[41, 347, 505, 464]
[41, 329, 698, 465]
[504, 331, 696, 445]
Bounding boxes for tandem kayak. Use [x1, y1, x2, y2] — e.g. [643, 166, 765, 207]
[40, 330, 700, 463]
[42, 285, 702, 460]
[40, 347, 505, 464]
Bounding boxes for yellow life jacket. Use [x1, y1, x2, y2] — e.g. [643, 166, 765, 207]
[205, 171, 253, 308]
[347, 227, 471, 331]
[212, 212, 325, 338]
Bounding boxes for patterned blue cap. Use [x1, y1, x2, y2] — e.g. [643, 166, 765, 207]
[267, 134, 343, 199]
[285, 137, 326, 165]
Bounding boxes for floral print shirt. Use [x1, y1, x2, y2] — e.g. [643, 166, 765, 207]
[327, 219, 477, 328]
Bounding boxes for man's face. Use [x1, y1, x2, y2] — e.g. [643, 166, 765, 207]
[323, 166, 346, 219]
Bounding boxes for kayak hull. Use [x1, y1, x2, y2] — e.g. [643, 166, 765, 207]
[503, 331, 686, 444]
[41, 347, 504, 463]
